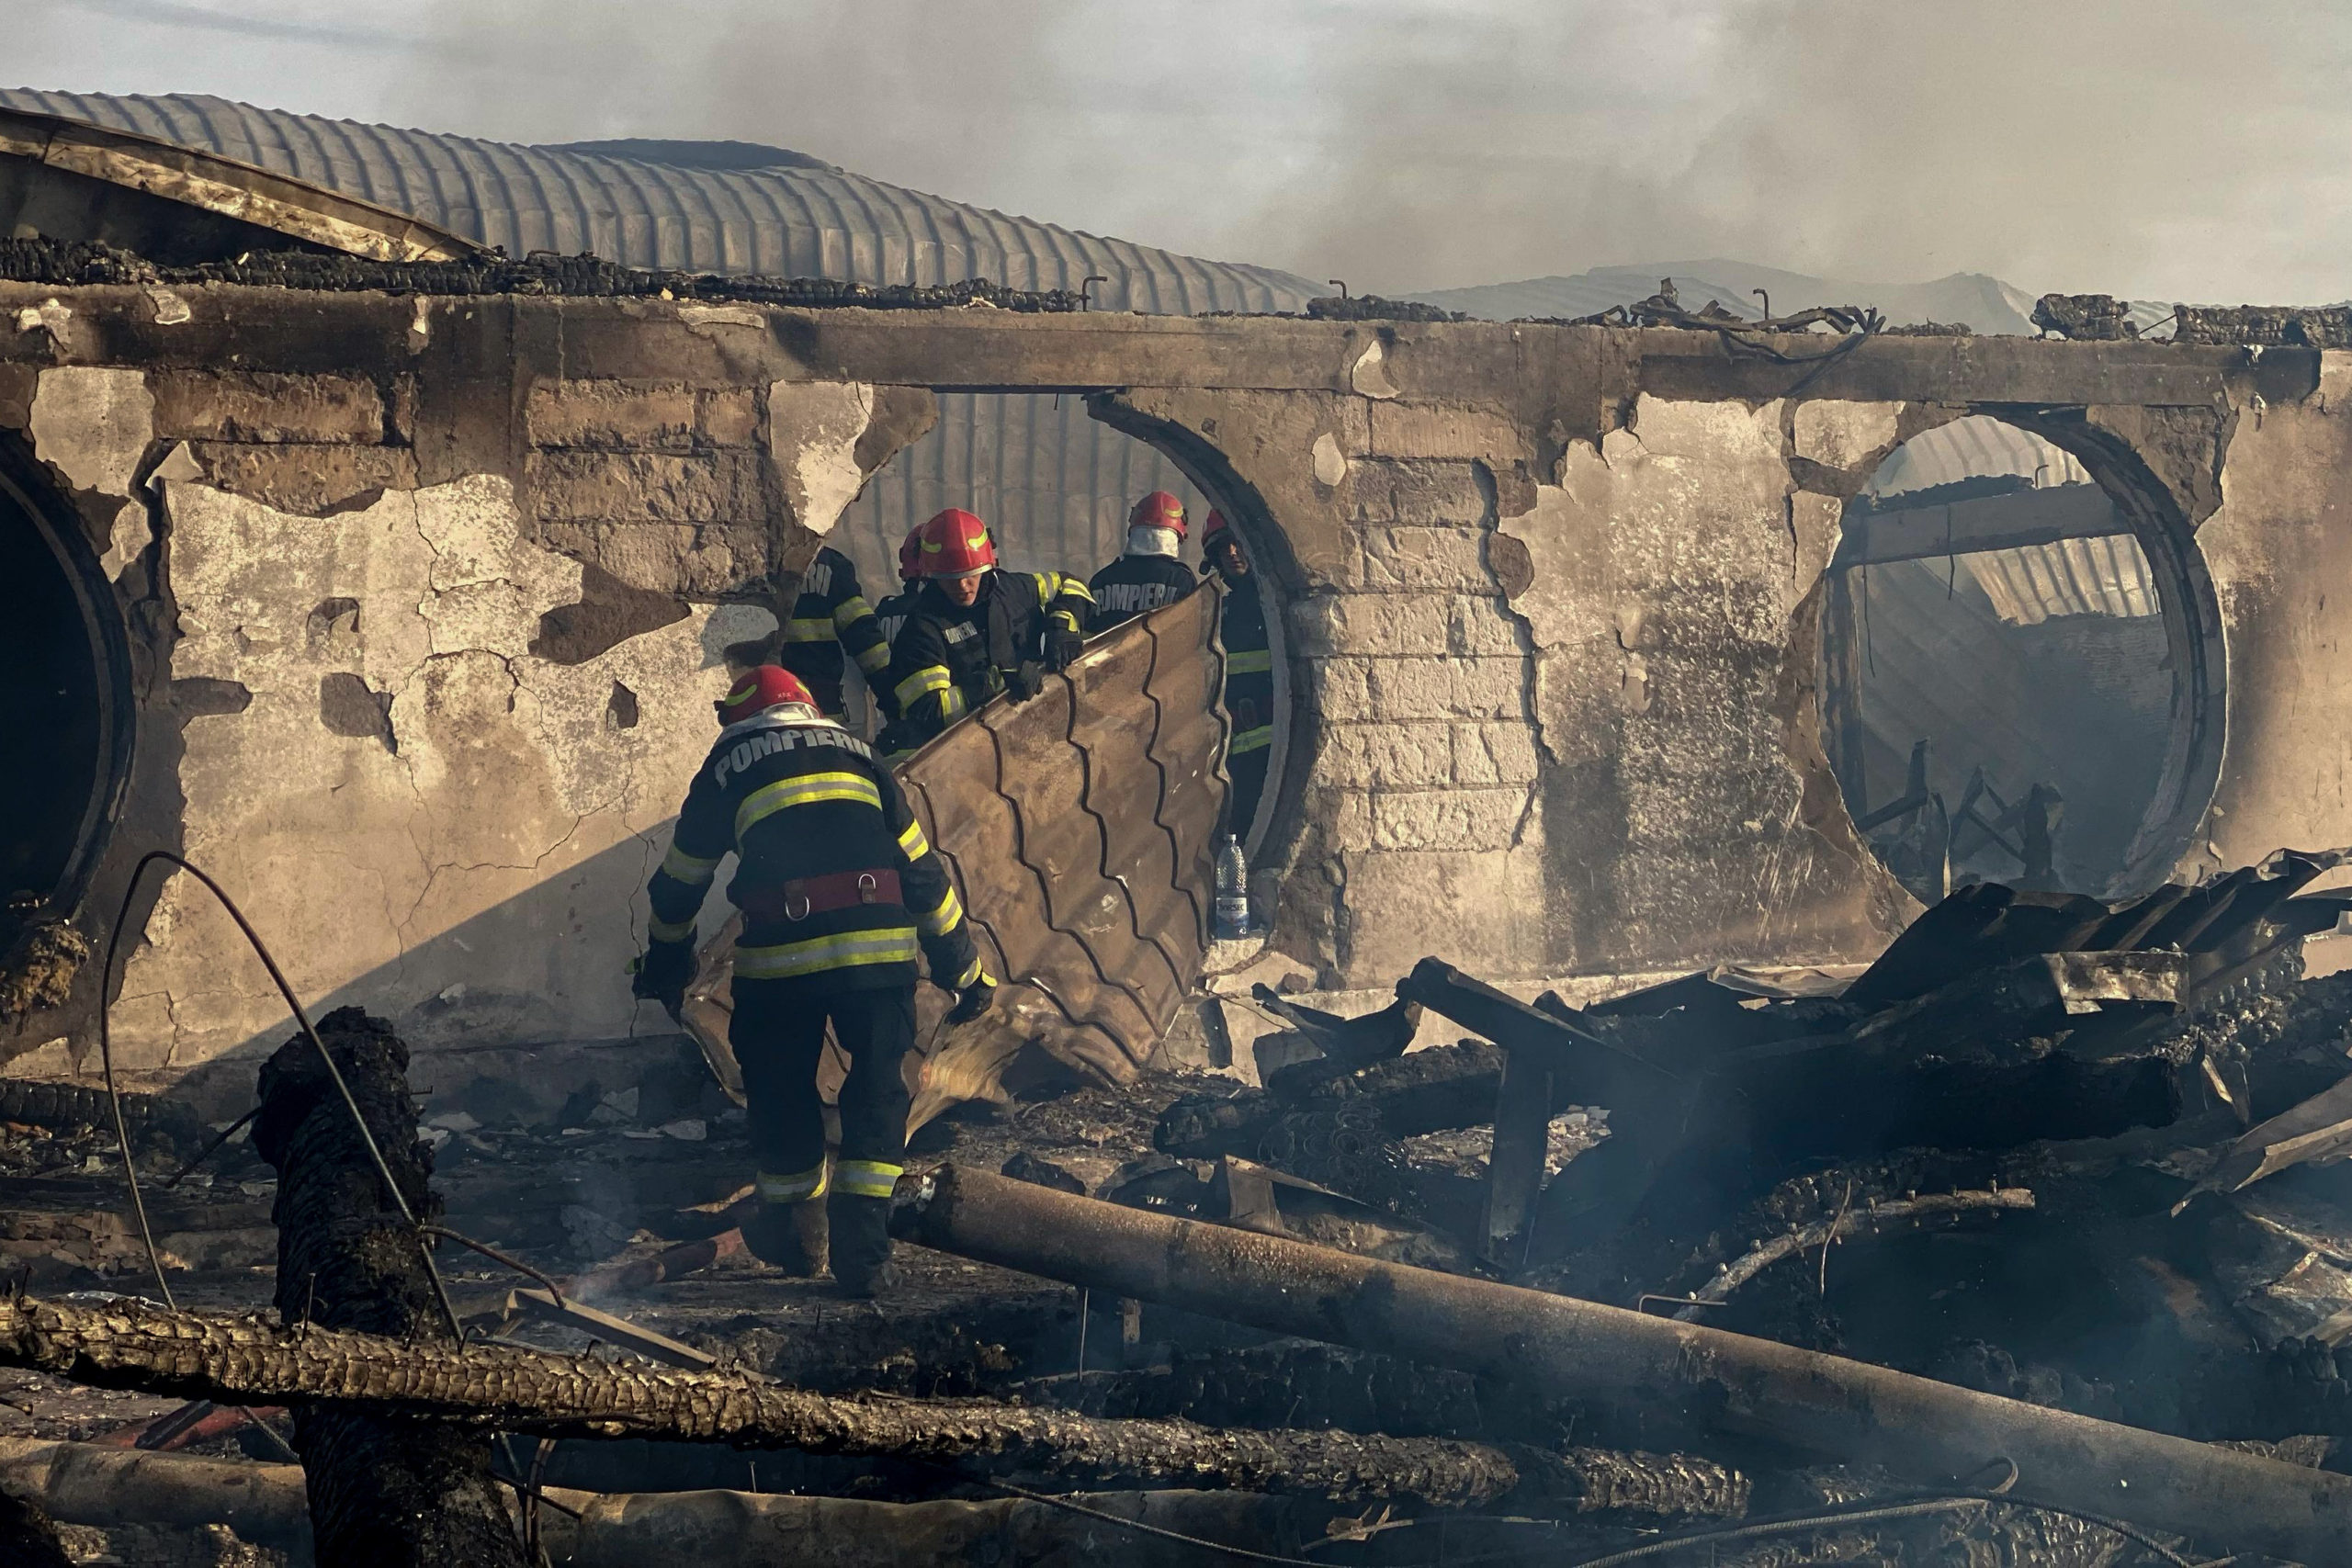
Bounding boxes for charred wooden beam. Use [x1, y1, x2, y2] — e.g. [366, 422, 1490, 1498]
[0, 1438, 1317, 1568]
[1157, 1041, 1509, 1159]
[1482, 1042, 1552, 1265]
[0, 1292, 1538, 1509]
[0, 1437, 310, 1555]
[1396, 960, 1678, 1108]
[248, 1007, 527, 1567]
[897, 1165, 2352, 1566]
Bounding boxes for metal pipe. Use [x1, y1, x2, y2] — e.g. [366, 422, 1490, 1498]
[900, 1167, 2352, 1565]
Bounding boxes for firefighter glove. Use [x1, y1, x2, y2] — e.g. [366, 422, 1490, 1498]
[1045, 626, 1084, 672]
[1004, 661, 1045, 703]
[946, 973, 999, 1025]
[632, 940, 695, 1016]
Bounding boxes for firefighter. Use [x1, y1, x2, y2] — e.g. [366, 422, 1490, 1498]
[862, 529, 925, 727]
[881, 507, 1093, 750]
[1087, 491, 1197, 634]
[872, 528, 925, 651]
[631, 664, 997, 1297]
[775, 544, 891, 721]
[1202, 511, 1273, 832]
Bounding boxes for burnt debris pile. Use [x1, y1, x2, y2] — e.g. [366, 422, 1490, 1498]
[12, 858, 2352, 1562]
[0, 234, 1089, 311]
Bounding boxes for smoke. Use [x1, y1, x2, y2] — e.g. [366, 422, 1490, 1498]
[1217, 0, 2352, 301]
[16, 0, 2352, 302]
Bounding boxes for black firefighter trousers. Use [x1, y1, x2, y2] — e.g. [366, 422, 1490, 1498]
[729, 980, 915, 1207]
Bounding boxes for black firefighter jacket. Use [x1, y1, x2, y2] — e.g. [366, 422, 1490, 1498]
[882, 570, 1092, 745]
[1086, 551, 1196, 634]
[645, 710, 981, 994]
[775, 546, 891, 717]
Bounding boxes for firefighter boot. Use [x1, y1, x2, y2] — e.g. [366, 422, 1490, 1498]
[742, 1197, 829, 1279]
[827, 1191, 893, 1298]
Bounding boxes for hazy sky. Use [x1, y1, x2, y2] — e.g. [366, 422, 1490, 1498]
[16, 0, 2352, 300]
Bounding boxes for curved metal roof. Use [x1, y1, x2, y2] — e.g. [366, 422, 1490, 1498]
[0, 89, 1268, 603]
[0, 90, 1321, 314]
[1865, 415, 2152, 626]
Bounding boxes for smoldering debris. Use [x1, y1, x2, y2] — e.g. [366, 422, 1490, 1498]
[13, 860, 2352, 1562]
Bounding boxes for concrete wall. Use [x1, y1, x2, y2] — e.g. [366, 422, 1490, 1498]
[0, 284, 2339, 1101]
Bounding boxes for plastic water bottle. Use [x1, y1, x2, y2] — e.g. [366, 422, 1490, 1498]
[1214, 834, 1251, 940]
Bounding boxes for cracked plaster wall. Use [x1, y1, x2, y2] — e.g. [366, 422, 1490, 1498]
[8, 287, 2333, 1087]
[2190, 354, 2352, 869]
[1119, 379, 1915, 987]
[107, 471, 766, 1081]
[1499, 395, 1911, 978]
[0, 339, 906, 1096]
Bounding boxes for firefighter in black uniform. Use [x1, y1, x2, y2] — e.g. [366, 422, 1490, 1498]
[1087, 491, 1197, 634]
[1203, 511, 1274, 832]
[872, 528, 924, 653]
[859, 528, 925, 728]
[881, 507, 1094, 751]
[775, 544, 891, 720]
[632, 664, 996, 1296]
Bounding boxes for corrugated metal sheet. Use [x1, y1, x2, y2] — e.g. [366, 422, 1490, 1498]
[679, 587, 1227, 1122]
[0, 89, 1313, 584]
[1862, 415, 2153, 624]
[833, 392, 1215, 604]
[1967, 535, 2159, 626]
[1867, 416, 2091, 496]
[1843, 555, 2174, 891]
[0, 90, 1319, 311]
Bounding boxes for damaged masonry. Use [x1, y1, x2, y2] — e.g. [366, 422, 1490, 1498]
[12, 90, 2352, 1568]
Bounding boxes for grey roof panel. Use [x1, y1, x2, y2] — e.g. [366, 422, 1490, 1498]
[0, 88, 1299, 590]
[0, 90, 1320, 314]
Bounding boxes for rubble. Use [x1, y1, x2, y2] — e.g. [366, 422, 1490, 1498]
[16, 863, 2352, 1563]
[898, 1166, 2352, 1563]
[0, 919, 87, 1029]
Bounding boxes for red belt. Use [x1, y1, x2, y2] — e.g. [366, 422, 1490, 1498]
[737, 869, 902, 922]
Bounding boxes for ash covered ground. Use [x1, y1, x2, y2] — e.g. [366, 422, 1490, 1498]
[9, 886, 2352, 1564]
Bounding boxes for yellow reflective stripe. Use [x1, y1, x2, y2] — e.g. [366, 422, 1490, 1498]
[1051, 610, 1082, 634]
[1049, 572, 1093, 604]
[1226, 649, 1273, 674]
[648, 916, 696, 943]
[832, 595, 874, 629]
[661, 843, 720, 886]
[835, 1159, 902, 1199]
[735, 771, 883, 843]
[736, 928, 921, 979]
[758, 1162, 829, 1202]
[896, 665, 953, 707]
[854, 640, 892, 674]
[783, 615, 836, 642]
[916, 884, 964, 937]
[954, 955, 987, 989]
[1232, 726, 1274, 754]
[897, 818, 931, 860]
[941, 686, 967, 719]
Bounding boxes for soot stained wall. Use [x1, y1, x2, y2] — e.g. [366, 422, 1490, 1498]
[0, 283, 2334, 1100]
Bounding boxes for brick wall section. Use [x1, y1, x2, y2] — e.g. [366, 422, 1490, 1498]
[1288, 457, 1550, 980]
[522, 379, 777, 599]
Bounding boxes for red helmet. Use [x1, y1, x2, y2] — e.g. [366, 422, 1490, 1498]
[716, 664, 817, 725]
[1128, 490, 1187, 538]
[1202, 510, 1237, 550]
[896, 526, 922, 582]
[914, 507, 998, 579]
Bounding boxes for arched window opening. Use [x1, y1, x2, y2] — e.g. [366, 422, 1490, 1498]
[1819, 416, 2185, 902]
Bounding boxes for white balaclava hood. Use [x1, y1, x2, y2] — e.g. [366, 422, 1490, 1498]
[1125, 525, 1182, 558]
